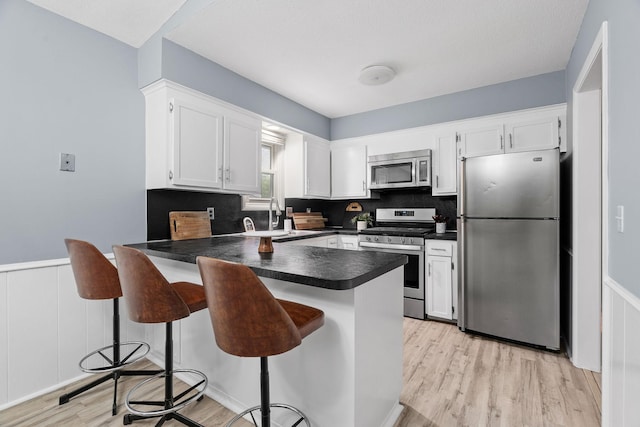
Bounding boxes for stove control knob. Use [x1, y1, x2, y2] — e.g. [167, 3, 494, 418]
[387, 237, 392, 243]
[401, 237, 406, 244]
[374, 236, 379, 242]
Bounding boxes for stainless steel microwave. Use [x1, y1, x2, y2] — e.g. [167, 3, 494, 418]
[368, 149, 432, 189]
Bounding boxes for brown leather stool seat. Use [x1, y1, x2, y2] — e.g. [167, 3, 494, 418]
[197, 256, 324, 427]
[60, 239, 162, 416]
[113, 245, 208, 427]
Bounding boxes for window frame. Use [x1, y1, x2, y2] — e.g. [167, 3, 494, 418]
[241, 139, 284, 211]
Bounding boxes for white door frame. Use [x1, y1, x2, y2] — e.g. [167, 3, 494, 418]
[571, 21, 609, 372]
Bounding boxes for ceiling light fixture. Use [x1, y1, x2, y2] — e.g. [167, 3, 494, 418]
[358, 65, 396, 86]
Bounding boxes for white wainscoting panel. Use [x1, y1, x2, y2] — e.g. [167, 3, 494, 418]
[7, 267, 60, 401]
[0, 259, 143, 410]
[0, 272, 8, 405]
[603, 278, 640, 426]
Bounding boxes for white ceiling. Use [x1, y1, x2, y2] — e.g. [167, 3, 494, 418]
[27, 0, 588, 119]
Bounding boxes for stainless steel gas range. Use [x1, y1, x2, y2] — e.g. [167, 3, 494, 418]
[358, 208, 435, 319]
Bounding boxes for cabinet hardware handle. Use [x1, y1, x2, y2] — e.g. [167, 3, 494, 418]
[436, 175, 439, 188]
[428, 263, 431, 276]
[225, 168, 230, 181]
[509, 133, 513, 148]
[218, 167, 223, 181]
[169, 102, 173, 113]
[168, 170, 173, 180]
[500, 135, 504, 150]
[362, 180, 366, 191]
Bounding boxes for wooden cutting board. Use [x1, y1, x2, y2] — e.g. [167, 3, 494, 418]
[291, 212, 327, 230]
[169, 211, 212, 240]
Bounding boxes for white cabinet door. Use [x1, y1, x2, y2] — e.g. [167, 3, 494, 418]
[426, 240, 457, 320]
[433, 134, 458, 196]
[459, 125, 504, 158]
[284, 134, 331, 199]
[504, 116, 560, 153]
[427, 256, 453, 320]
[170, 96, 223, 189]
[338, 235, 359, 250]
[304, 137, 331, 198]
[223, 111, 261, 194]
[143, 80, 262, 194]
[331, 145, 368, 199]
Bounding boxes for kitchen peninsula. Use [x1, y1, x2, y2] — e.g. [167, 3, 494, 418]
[127, 236, 407, 427]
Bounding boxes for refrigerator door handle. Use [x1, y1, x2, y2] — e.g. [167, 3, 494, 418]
[457, 217, 466, 330]
[458, 157, 466, 217]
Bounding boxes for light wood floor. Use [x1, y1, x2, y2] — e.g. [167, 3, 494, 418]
[394, 319, 601, 427]
[0, 319, 600, 426]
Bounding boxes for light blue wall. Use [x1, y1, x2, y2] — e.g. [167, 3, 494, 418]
[0, 0, 146, 263]
[566, 0, 640, 298]
[159, 40, 331, 140]
[331, 71, 566, 140]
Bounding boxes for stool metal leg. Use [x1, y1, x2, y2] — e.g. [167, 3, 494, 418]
[225, 356, 311, 427]
[261, 357, 270, 426]
[59, 299, 160, 415]
[124, 323, 207, 427]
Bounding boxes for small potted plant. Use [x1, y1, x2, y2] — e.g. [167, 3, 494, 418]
[351, 212, 374, 231]
[432, 215, 448, 234]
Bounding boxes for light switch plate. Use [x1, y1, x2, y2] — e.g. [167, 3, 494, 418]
[207, 207, 215, 220]
[60, 153, 75, 172]
[616, 205, 624, 233]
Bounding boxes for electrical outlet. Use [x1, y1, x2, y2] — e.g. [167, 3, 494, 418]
[207, 207, 215, 220]
[59, 153, 75, 172]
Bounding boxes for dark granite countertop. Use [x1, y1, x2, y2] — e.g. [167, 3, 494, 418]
[425, 231, 458, 241]
[127, 235, 407, 291]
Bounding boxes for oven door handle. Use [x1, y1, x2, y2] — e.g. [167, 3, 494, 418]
[359, 242, 423, 251]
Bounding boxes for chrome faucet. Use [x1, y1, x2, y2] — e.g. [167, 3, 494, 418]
[268, 197, 281, 230]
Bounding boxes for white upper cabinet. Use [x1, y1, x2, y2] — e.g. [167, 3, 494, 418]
[142, 79, 261, 194]
[223, 111, 261, 193]
[285, 134, 331, 199]
[458, 124, 504, 158]
[459, 106, 564, 158]
[331, 144, 368, 199]
[503, 115, 560, 153]
[432, 133, 458, 196]
[170, 95, 224, 189]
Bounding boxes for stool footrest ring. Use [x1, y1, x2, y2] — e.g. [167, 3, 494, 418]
[125, 369, 208, 417]
[79, 341, 150, 374]
[225, 403, 311, 427]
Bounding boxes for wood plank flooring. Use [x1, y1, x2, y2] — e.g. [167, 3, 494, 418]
[0, 319, 601, 426]
[394, 319, 601, 427]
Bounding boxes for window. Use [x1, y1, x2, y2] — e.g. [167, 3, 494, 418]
[242, 128, 285, 211]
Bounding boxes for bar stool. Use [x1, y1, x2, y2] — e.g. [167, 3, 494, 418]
[113, 245, 208, 427]
[60, 239, 162, 415]
[196, 256, 324, 427]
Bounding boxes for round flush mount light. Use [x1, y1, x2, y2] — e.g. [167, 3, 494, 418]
[358, 65, 396, 85]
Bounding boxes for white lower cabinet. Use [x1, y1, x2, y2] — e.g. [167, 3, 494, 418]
[338, 235, 359, 250]
[426, 240, 458, 320]
[284, 234, 358, 250]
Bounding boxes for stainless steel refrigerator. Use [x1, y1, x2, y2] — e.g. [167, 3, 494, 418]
[457, 148, 559, 350]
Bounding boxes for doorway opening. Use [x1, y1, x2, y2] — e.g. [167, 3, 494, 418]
[571, 21, 608, 373]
